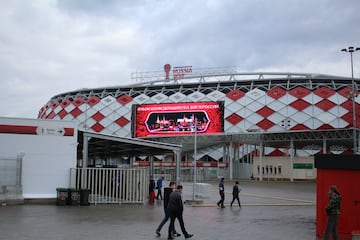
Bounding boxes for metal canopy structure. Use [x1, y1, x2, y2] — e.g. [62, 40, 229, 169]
[79, 129, 355, 158]
[144, 134, 230, 153]
[79, 131, 182, 159]
[79, 131, 184, 184]
[146, 128, 356, 153]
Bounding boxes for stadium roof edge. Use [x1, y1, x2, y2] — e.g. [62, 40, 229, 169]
[53, 72, 356, 97]
[125, 72, 354, 87]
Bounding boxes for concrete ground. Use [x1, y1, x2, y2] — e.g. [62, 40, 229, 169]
[0, 180, 316, 240]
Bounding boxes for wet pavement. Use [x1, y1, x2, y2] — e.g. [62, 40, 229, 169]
[0, 181, 316, 240]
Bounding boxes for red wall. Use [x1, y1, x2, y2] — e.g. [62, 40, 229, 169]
[316, 169, 360, 239]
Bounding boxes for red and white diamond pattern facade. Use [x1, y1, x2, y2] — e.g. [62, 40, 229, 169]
[38, 83, 358, 156]
[224, 86, 355, 132]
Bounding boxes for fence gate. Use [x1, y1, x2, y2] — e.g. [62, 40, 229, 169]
[70, 168, 148, 205]
[0, 155, 23, 204]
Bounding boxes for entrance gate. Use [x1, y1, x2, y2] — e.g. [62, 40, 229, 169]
[70, 168, 148, 204]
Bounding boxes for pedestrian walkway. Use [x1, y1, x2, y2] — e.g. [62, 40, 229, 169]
[0, 181, 316, 240]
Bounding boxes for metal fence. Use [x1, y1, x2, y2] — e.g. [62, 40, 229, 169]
[69, 166, 230, 205]
[70, 168, 149, 205]
[0, 155, 23, 203]
[152, 166, 229, 182]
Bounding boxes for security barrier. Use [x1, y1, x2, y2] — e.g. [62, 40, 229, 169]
[194, 183, 212, 198]
[70, 168, 148, 205]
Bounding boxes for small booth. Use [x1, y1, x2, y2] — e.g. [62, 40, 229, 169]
[315, 155, 360, 239]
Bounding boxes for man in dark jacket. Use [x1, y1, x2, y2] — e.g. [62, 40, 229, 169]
[324, 185, 342, 240]
[230, 181, 241, 207]
[217, 177, 225, 208]
[167, 185, 193, 240]
[155, 181, 179, 237]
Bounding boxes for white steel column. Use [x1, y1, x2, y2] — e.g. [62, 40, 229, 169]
[176, 150, 181, 186]
[259, 142, 263, 181]
[83, 135, 88, 168]
[229, 142, 234, 180]
[290, 139, 294, 182]
[149, 155, 154, 177]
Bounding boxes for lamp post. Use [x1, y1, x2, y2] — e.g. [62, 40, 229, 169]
[341, 46, 360, 154]
[192, 117, 197, 200]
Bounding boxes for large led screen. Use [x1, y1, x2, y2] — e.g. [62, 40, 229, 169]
[133, 101, 224, 137]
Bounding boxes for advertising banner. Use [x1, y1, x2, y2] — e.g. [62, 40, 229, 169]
[133, 101, 224, 137]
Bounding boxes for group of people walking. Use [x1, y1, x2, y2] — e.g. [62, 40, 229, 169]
[152, 176, 243, 239]
[151, 175, 342, 240]
[218, 178, 342, 240]
[217, 177, 242, 208]
[154, 180, 193, 239]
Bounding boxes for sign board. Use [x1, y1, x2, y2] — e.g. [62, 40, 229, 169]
[133, 101, 224, 137]
[173, 66, 192, 79]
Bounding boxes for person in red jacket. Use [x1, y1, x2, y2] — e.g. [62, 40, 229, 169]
[149, 178, 156, 204]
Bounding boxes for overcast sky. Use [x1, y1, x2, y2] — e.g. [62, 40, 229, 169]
[1, 0, 360, 118]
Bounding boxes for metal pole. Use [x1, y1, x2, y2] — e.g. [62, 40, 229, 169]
[192, 120, 197, 200]
[229, 142, 234, 180]
[351, 51, 357, 154]
[342, 46, 359, 154]
[259, 142, 263, 181]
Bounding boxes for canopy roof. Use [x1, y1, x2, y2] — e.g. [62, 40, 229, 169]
[79, 128, 355, 159]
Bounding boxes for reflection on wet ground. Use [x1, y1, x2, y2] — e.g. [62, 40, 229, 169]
[0, 181, 316, 240]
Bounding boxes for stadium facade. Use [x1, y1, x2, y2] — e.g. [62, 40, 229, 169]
[38, 67, 360, 180]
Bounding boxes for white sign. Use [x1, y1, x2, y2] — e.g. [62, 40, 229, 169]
[36, 127, 65, 136]
[173, 66, 192, 79]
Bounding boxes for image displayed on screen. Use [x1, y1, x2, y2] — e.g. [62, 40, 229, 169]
[146, 111, 209, 133]
[133, 101, 224, 137]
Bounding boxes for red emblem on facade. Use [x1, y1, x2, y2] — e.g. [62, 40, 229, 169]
[164, 64, 171, 80]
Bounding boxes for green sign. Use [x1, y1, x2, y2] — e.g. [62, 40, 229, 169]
[293, 163, 313, 169]
[209, 169, 217, 174]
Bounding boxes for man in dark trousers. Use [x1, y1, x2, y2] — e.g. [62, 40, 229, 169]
[217, 177, 225, 208]
[168, 185, 193, 240]
[230, 181, 241, 207]
[155, 181, 180, 237]
[156, 176, 164, 200]
[324, 185, 342, 240]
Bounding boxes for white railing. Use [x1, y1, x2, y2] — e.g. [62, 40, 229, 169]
[70, 168, 149, 205]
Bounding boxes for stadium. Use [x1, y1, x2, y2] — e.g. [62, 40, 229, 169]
[38, 66, 360, 181]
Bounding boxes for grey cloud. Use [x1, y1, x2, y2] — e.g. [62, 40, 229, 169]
[128, 0, 360, 71]
[1, 0, 360, 117]
[56, 0, 142, 17]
